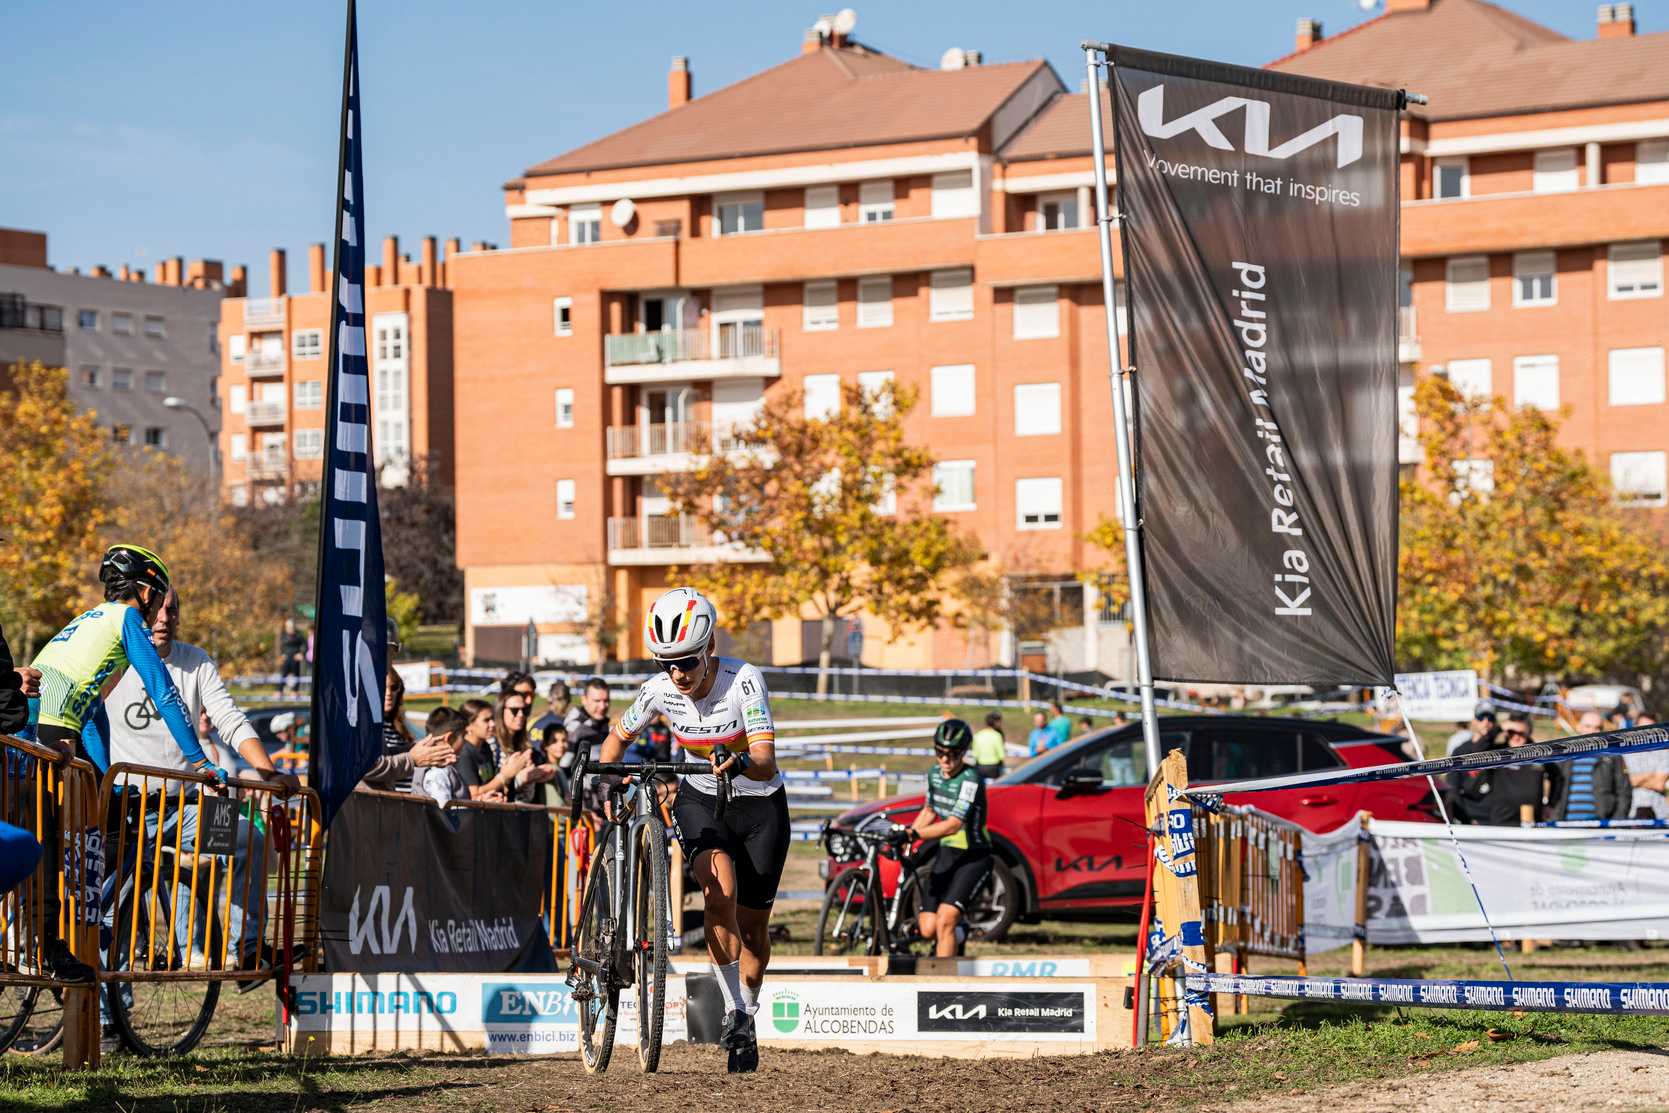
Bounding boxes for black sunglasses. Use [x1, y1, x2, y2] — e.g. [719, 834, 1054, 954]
[657, 655, 704, 674]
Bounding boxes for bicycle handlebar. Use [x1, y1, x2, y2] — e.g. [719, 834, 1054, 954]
[565, 741, 734, 826]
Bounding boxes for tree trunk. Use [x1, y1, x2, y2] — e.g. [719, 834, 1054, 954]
[816, 613, 838, 696]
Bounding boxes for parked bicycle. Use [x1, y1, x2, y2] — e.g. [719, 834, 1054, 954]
[565, 743, 731, 1074]
[814, 814, 1003, 957]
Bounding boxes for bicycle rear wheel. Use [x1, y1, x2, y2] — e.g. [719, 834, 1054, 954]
[572, 826, 620, 1074]
[105, 891, 220, 1056]
[0, 985, 64, 1055]
[814, 868, 881, 956]
[633, 818, 669, 1072]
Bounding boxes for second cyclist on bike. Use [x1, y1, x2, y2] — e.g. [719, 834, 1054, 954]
[595, 587, 785, 1074]
[907, 719, 992, 957]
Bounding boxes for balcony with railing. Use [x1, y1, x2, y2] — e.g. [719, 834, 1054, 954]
[246, 401, 287, 427]
[605, 514, 767, 566]
[246, 451, 288, 481]
[605, 421, 702, 476]
[243, 297, 286, 330]
[246, 348, 287, 377]
[1397, 305, 1419, 364]
[604, 324, 780, 385]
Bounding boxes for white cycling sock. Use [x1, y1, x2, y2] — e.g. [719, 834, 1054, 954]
[714, 961, 743, 1014]
[739, 978, 759, 1016]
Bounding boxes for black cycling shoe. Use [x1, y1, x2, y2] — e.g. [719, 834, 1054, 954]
[720, 1009, 758, 1074]
[46, 940, 95, 984]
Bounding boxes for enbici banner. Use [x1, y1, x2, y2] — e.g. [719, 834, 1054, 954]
[1108, 46, 1402, 685]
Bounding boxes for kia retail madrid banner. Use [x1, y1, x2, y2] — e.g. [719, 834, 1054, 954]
[319, 792, 557, 973]
[1108, 46, 1401, 685]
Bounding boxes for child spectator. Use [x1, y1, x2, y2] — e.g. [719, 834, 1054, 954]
[411, 707, 470, 806]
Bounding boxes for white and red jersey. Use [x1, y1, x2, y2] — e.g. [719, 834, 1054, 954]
[617, 657, 781, 797]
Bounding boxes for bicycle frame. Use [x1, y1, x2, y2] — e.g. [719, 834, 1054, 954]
[593, 780, 661, 983]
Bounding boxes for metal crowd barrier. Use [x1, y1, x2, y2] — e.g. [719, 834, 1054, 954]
[1194, 805, 1307, 975]
[1, 735, 100, 994]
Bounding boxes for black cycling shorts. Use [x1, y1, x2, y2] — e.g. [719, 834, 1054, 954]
[673, 786, 790, 910]
[927, 845, 992, 914]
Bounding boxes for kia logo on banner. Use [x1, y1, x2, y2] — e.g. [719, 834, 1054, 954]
[926, 1003, 987, 1021]
[349, 884, 417, 956]
[916, 991, 1085, 1034]
[1138, 85, 1364, 168]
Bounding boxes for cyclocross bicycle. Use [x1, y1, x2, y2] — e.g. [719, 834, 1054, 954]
[565, 744, 731, 1074]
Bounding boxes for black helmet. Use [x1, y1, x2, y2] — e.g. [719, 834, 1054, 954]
[100, 543, 171, 600]
[932, 718, 974, 754]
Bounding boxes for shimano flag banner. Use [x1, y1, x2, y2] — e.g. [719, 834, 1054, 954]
[310, 0, 388, 827]
[1109, 46, 1400, 685]
[320, 793, 556, 973]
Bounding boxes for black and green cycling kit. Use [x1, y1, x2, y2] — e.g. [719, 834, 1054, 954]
[925, 763, 989, 849]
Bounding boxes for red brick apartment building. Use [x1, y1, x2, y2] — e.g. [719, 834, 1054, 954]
[217, 238, 458, 506]
[451, 2, 1669, 670]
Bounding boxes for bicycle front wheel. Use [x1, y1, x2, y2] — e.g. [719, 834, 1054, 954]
[633, 818, 669, 1072]
[814, 868, 881, 956]
[107, 978, 220, 1056]
[573, 826, 620, 1074]
[0, 985, 64, 1055]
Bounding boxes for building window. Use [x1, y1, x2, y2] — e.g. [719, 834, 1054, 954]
[230, 434, 248, 461]
[858, 180, 894, 223]
[933, 460, 976, 511]
[1513, 355, 1559, 411]
[1532, 148, 1579, 194]
[229, 333, 246, 362]
[857, 370, 894, 415]
[1609, 241, 1663, 300]
[1445, 256, 1490, 312]
[930, 364, 976, 417]
[230, 384, 247, 414]
[570, 204, 602, 244]
[143, 427, 165, 448]
[857, 276, 892, 328]
[81, 366, 100, 388]
[1016, 477, 1064, 530]
[143, 370, 166, 394]
[1013, 285, 1059, 339]
[78, 309, 98, 330]
[1037, 191, 1079, 230]
[112, 311, 134, 336]
[553, 296, 573, 336]
[1444, 358, 1492, 401]
[1639, 140, 1669, 186]
[931, 170, 977, 219]
[1453, 458, 1494, 496]
[143, 315, 166, 338]
[803, 373, 841, 420]
[111, 423, 132, 444]
[1434, 158, 1468, 199]
[375, 318, 406, 360]
[804, 185, 840, 229]
[803, 281, 838, 331]
[1015, 382, 1062, 436]
[715, 192, 764, 236]
[554, 387, 574, 428]
[294, 429, 324, 459]
[295, 379, 323, 409]
[872, 470, 897, 516]
[556, 478, 576, 520]
[1612, 451, 1668, 507]
[293, 329, 323, 359]
[1512, 251, 1555, 306]
[1609, 347, 1666, 406]
[929, 269, 974, 322]
[229, 483, 248, 507]
[112, 367, 133, 391]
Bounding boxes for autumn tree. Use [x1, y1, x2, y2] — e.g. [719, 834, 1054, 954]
[659, 383, 984, 692]
[0, 362, 116, 658]
[379, 455, 462, 626]
[1397, 375, 1669, 683]
[1077, 513, 1132, 616]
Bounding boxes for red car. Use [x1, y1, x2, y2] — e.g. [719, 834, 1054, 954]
[822, 715, 1436, 939]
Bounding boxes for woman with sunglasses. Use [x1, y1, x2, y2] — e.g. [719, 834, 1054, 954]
[595, 587, 783, 1074]
[495, 690, 557, 804]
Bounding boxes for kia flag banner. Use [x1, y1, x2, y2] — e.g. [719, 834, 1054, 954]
[1108, 46, 1401, 685]
[310, 0, 388, 826]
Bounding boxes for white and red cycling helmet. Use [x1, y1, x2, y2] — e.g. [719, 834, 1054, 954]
[644, 587, 717, 660]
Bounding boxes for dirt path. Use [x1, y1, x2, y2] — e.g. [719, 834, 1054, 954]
[1209, 1049, 1669, 1113]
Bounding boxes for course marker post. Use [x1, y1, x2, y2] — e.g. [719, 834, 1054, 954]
[1145, 749, 1213, 1045]
[1351, 812, 1371, 977]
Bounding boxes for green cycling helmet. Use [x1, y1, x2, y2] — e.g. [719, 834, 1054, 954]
[932, 718, 974, 754]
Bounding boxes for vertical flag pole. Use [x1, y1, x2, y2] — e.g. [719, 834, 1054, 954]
[1083, 44, 1163, 773]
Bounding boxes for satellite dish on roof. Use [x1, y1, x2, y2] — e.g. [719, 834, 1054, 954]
[813, 15, 834, 37]
[610, 198, 637, 228]
[940, 46, 967, 71]
[833, 8, 857, 35]
[1358, 0, 1379, 9]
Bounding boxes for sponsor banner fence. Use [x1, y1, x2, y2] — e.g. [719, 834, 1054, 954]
[320, 791, 556, 973]
[286, 971, 686, 1055]
[1108, 45, 1402, 686]
[1186, 972, 1669, 1015]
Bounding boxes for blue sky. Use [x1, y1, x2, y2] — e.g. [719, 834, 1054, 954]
[3, 1, 1660, 294]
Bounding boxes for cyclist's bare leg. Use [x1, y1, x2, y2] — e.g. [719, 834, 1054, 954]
[933, 904, 963, 957]
[917, 908, 938, 944]
[692, 848, 740, 966]
[736, 904, 771, 997]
